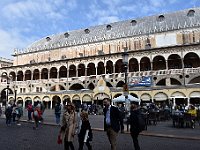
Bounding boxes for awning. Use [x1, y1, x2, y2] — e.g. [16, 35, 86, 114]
[154, 93, 168, 101]
[43, 96, 50, 102]
[189, 91, 200, 98]
[82, 95, 92, 102]
[33, 97, 41, 102]
[141, 94, 151, 101]
[72, 95, 80, 100]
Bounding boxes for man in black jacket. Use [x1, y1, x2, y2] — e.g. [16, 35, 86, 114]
[129, 102, 141, 150]
[103, 98, 120, 150]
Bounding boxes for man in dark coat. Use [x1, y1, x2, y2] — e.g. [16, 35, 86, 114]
[103, 98, 120, 150]
[129, 102, 141, 150]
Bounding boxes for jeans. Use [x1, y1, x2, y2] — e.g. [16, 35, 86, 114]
[55, 113, 61, 124]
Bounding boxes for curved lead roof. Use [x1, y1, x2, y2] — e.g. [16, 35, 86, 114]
[27, 8, 200, 51]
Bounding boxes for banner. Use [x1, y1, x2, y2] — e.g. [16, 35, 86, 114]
[129, 76, 152, 87]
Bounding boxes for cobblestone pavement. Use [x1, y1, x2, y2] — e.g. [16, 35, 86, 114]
[0, 119, 200, 150]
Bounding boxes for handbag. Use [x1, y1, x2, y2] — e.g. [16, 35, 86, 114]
[57, 134, 62, 144]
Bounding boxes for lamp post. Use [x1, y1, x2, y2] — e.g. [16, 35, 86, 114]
[2, 72, 11, 106]
[122, 48, 129, 114]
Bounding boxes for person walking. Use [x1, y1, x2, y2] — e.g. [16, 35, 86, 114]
[78, 111, 92, 150]
[16, 104, 23, 126]
[55, 102, 62, 125]
[32, 105, 41, 129]
[5, 104, 12, 126]
[27, 102, 33, 121]
[129, 102, 142, 150]
[60, 102, 77, 150]
[118, 103, 125, 133]
[103, 98, 120, 150]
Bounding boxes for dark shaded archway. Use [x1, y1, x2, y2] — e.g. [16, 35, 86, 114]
[168, 54, 182, 69]
[59, 66, 67, 78]
[97, 62, 105, 75]
[25, 70, 31, 81]
[78, 64, 85, 77]
[69, 84, 84, 90]
[184, 52, 200, 68]
[140, 57, 151, 71]
[106, 60, 113, 74]
[153, 55, 166, 70]
[116, 81, 124, 87]
[41, 68, 48, 79]
[115, 59, 123, 73]
[129, 58, 139, 72]
[87, 63, 96, 76]
[50, 67, 57, 78]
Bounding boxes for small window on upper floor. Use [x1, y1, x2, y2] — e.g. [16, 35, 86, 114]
[64, 32, 69, 38]
[84, 29, 90, 34]
[157, 15, 165, 22]
[106, 24, 112, 30]
[130, 20, 137, 26]
[61, 55, 66, 59]
[30, 59, 36, 64]
[46, 37, 51, 41]
[187, 9, 195, 17]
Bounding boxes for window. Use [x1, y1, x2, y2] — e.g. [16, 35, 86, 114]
[130, 20, 137, 26]
[64, 32, 69, 38]
[61, 55, 66, 59]
[84, 29, 90, 34]
[187, 10, 195, 17]
[46, 37, 51, 41]
[157, 15, 165, 22]
[106, 25, 112, 30]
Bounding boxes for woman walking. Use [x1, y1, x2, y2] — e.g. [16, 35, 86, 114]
[78, 111, 92, 150]
[60, 102, 77, 150]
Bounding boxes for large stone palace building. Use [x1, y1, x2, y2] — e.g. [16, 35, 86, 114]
[0, 8, 200, 109]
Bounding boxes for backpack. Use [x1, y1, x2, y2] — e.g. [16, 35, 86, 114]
[137, 112, 146, 132]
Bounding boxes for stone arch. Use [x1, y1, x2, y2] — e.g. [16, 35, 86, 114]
[69, 64, 76, 77]
[113, 93, 122, 98]
[69, 83, 84, 90]
[153, 55, 166, 70]
[184, 52, 200, 68]
[115, 59, 123, 73]
[106, 60, 113, 74]
[78, 64, 85, 77]
[88, 83, 95, 90]
[156, 78, 166, 86]
[16, 97, 23, 106]
[9, 71, 16, 81]
[42, 96, 51, 109]
[189, 91, 200, 105]
[129, 58, 139, 72]
[171, 91, 187, 105]
[50, 67, 57, 78]
[52, 95, 61, 109]
[188, 76, 200, 84]
[116, 81, 124, 87]
[154, 92, 168, 102]
[33, 69, 40, 80]
[25, 97, 32, 108]
[41, 68, 48, 79]
[59, 66, 67, 78]
[130, 93, 138, 98]
[141, 93, 152, 102]
[170, 78, 182, 85]
[17, 70, 23, 81]
[97, 62, 105, 75]
[140, 57, 151, 71]
[82, 94, 92, 104]
[25, 70, 31, 81]
[106, 82, 113, 87]
[87, 63, 96, 76]
[62, 95, 71, 105]
[168, 54, 182, 69]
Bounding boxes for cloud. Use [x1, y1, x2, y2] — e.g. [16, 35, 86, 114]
[0, 28, 36, 59]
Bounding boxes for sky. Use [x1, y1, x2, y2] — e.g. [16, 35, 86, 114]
[0, 0, 200, 60]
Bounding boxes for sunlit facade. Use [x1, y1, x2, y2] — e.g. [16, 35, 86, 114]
[0, 8, 200, 109]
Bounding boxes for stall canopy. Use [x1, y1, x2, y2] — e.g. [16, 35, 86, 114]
[112, 94, 140, 103]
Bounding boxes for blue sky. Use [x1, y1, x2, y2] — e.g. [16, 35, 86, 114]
[0, 0, 200, 59]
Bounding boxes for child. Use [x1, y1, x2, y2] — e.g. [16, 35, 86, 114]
[78, 111, 92, 150]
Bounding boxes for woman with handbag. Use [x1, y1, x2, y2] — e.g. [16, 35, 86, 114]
[78, 111, 92, 150]
[59, 102, 77, 150]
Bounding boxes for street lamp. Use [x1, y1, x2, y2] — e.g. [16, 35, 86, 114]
[122, 47, 129, 113]
[2, 72, 11, 106]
